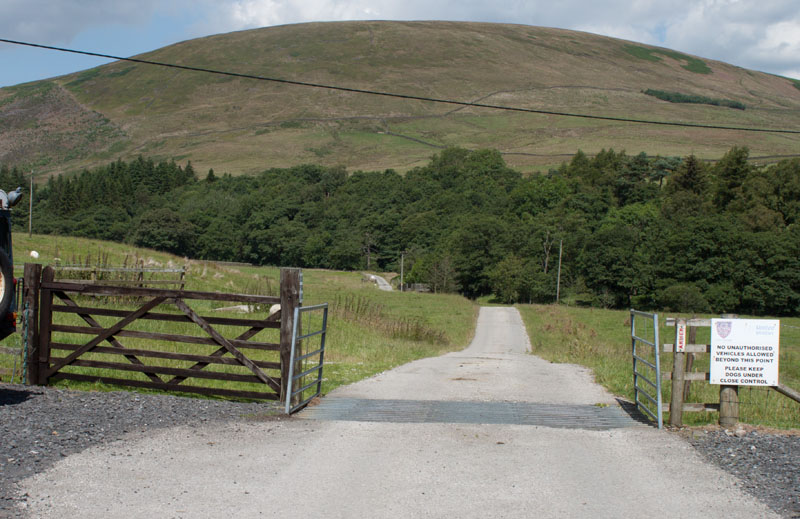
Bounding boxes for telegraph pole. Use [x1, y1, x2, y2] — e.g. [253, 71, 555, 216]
[400, 251, 405, 292]
[28, 171, 33, 237]
[556, 239, 563, 303]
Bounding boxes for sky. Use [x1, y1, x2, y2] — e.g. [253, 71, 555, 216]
[1, 0, 800, 88]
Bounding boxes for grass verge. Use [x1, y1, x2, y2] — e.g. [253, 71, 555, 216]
[517, 304, 800, 429]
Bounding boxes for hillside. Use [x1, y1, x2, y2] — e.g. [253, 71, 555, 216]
[1, 21, 800, 176]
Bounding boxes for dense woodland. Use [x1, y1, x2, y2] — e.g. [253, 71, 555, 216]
[2, 146, 800, 315]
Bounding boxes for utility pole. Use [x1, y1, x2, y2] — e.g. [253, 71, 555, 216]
[556, 239, 563, 303]
[28, 171, 33, 237]
[400, 252, 404, 292]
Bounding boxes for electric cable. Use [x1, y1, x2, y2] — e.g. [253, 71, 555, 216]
[1, 37, 799, 134]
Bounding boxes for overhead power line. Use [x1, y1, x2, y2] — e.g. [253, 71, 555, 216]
[2, 37, 799, 135]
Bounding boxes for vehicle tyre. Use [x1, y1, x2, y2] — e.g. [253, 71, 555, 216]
[0, 250, 14, 318]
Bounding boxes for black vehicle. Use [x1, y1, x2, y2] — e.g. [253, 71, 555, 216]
[0, 187, 23, 341]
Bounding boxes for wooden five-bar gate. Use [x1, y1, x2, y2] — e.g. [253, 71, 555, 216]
[22, 264, 302, 402]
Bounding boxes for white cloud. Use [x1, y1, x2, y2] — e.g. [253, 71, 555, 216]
[1, 0, 798, 80]
[661, 0, 800, 75]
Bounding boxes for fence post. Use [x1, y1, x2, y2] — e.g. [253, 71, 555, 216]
[22, 263, 41, 385]
[280, 268, 301, 404]
[669, 318, 687, 427]
[684, 325, 697, 400]
[719, 385, 739, 427]
[37, 266, 54, 385]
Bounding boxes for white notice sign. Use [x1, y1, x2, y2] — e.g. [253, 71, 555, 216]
[710, 319, 780, 386]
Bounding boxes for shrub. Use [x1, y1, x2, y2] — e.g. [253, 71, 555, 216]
[658, 283, 711, 313]
[644, 89, 745, 110]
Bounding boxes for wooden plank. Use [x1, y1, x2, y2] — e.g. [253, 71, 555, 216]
[50, 325, 281, 351]
[41, 281, 280, 304]
[174, 299, 281, 393]
[773, 383, 800, 404]
[54, 266, 185, 273]
[52, 358, 276, 384]
[663, 344, 710, 353]
[665, 318, 711, 327]
[45, 296, 167, 378]
[54, 291, 163, 384]
[51, 304, 281, 328]
[0, 346, 21, 355]
[663, 371, 709, 381]
[23, 263, 42, 385]
[50, 342, 280, 369]
[87, 279, 185, 286]
[165, 311, 282, 386]
[662, 402, 720, 412]
[50, 373, 279, 400]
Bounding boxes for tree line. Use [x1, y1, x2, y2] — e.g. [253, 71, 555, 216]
[3, 146, 800, 315]
[643, 89, 746, 110]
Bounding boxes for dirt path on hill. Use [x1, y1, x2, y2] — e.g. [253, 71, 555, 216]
[18, 307, 777, 518]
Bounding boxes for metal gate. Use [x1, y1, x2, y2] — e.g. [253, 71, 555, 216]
[285, 303, 328, 414]
[630, 310, 663, 428]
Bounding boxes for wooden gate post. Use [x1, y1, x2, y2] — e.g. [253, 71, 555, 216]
[36, 266, 55, 385]
[718, 313, 739, 427]
[669, 318, 687, 427]
[22, 263, 42, 385]
[684, 325, 697, 400]
[719, 385, 739, 427]
[279, 268, 301, 403]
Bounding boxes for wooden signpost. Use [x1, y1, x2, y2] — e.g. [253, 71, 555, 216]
[664, 316, 793, 427]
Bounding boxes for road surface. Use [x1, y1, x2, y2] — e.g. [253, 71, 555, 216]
[369, 273, 393, 291]
[19, 307, 776, 518]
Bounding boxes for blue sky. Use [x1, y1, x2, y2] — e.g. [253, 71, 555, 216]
[1, 0, 799, 87]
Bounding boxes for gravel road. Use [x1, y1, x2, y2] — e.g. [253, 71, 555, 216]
[2, 307, 797, 517]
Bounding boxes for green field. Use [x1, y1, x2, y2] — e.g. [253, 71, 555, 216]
[518, 304, 800, 429]
[1, 235, 477, 400]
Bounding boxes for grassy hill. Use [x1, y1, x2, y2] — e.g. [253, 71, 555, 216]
[2, 21, 800, 177]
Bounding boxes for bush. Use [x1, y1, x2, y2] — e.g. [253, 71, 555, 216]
[658, 284, 711, 313]
[705, 282, 740, 313]
[644, 89, 745, 110]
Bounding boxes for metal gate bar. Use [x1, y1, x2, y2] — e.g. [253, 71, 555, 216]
[631, 310, 662, 428]
[285, 303, 328, 414]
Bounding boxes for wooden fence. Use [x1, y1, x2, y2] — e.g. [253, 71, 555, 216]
[664, 317, 800, 427]
[22, 264, 301, 402]
[51, 264, 186, 289]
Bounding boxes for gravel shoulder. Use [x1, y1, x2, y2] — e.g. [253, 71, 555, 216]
[2, 307, 797, 517]
[684, 427, 800, 518]
[0, 384, 283, 518]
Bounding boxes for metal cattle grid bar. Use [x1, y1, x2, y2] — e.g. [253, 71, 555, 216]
[631, 310, 663, 429]
[285, 303, 328, 414]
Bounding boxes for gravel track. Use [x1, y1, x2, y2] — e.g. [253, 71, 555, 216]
[0, 383, 283, 518]
[2, 303, 798, 519]
[3, 390, 797, 517]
